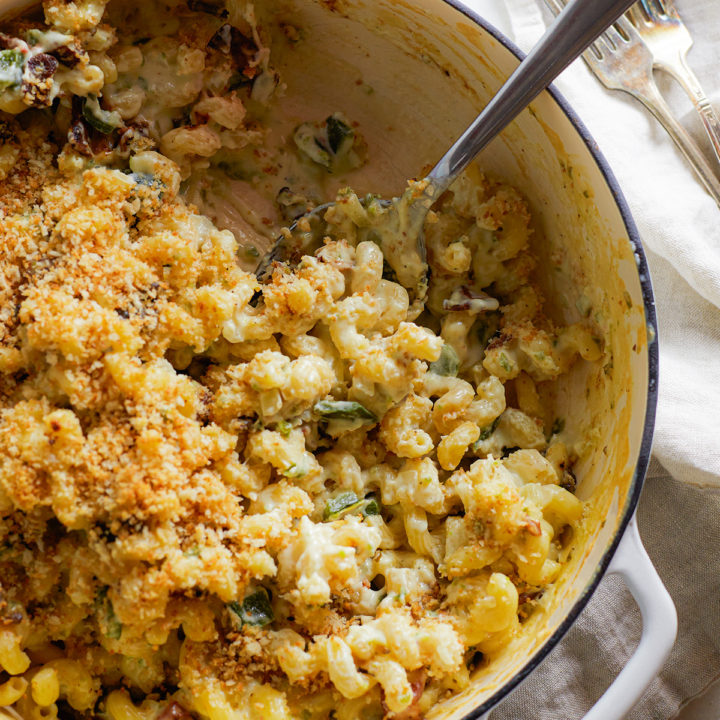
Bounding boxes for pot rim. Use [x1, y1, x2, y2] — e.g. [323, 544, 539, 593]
[440, 2, 660, 716]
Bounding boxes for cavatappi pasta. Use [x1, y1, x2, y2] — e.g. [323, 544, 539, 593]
[0, 0, 603, 718]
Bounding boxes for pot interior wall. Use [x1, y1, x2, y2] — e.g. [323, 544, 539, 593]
[264, 0, 652, 716]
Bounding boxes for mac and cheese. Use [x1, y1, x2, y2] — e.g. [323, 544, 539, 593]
[0, 0, 603, 718]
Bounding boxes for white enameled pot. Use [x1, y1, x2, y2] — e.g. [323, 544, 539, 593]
[0, 0, 677, 717]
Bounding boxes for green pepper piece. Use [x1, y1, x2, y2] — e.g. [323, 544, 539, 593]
[314, 400, 376, 422]
[0, 49, 24, 92]
[105, 611, 122, 639]
[82, 94, 123, 134]
[25, 29, 41, 46]
[323, 491, 360, 521]
[429, 344, 459, 377]
[326, 114, 353, 154]
[361, 497, 381, 516]
[498, 353, 512, 373]
[476, 416, 500, 444]
[284, 457, 309, 478]
[293, 122, 331, 168]
[229, 588, 274, 627]
[550, 417, 565, 436]
[323, 493, 381, 521]
[96, 587, 123, 639]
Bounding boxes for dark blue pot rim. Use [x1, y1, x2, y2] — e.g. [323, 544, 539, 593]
[437, 2, 660, 716]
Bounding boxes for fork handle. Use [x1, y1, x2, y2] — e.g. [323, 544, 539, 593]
[427, 0, 638, 192]
[627, 77, 720, 206]
[657, 55, 720, 168]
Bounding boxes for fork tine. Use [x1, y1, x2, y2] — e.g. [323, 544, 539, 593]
[586, 38, 604, 62]
[589, 38, 606, 60]
[613, 13, 641, 42]
[626, 5, 648, 27]
[654, 0, 682, 20]
[638, 0, 656, 18]
[603, 20, 631, 49]
[640, 0, 667, 20]
[593, 33, 614, 59]
[599, 28, 617, 51]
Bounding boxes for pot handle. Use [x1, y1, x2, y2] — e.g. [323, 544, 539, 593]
[582, 513, 677, 720]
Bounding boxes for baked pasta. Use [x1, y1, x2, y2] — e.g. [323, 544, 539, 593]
[0, 0, 603, 718]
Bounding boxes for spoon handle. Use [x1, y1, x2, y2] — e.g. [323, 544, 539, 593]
[427, 0, 637, 192]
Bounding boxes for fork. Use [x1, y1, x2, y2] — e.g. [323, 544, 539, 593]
[543, 0, 720, 206]
[628, 0, 720, 167]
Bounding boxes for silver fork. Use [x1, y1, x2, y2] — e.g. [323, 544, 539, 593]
[543, 0, 720, 206]
[628, 0, 720, 166]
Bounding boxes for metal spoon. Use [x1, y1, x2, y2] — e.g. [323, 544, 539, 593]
[255, 0, 638, 284]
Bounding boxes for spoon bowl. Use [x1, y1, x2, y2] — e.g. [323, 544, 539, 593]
[255, 184, 433, 300]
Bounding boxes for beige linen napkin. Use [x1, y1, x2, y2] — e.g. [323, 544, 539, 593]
[459, 0, 720, 716]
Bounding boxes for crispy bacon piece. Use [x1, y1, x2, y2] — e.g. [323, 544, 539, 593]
[27, 53, 57, 79]
[442, 285, 499, 313]
[22, 53, 58, 107]
[207, 23, 258, 79]
[381, 669, 428, 720]
[118, 120, 153, 155]
[524, 518, 542, 536]
[68, 96, 132, 156]
[51, 37, 87, 68]
[68, 116, 92, 155]
[187, 0, 227, 17]
[157, 702, 193, 720]
[0, 32, 23, 50]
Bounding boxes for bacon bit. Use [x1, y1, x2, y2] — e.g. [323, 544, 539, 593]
[187, 0, 228, 17]
[518, 591, 541, 605]
[68, 96, 130, 157]
[207, 23, 257, 74]
[157, 701, 193, 720]
[524, 518, 542, 536]
[68, 116, 120, 156]
[22, 54, 58, 107]
[207, 23, 233, 51]
[0, 592, 25, 626]
[26, 53, 57, 79]
[68, 118, 92, 155]
[90, 132, 115, 155]
[381, 669, 427, 720]
[51, 39, 87, 68]
[486, 332, 508, 351]
[560, 469, 577, 493]
[0, 32, 23, 50]
[118, 121, 152, 154]
[442, 285, 498, 313]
